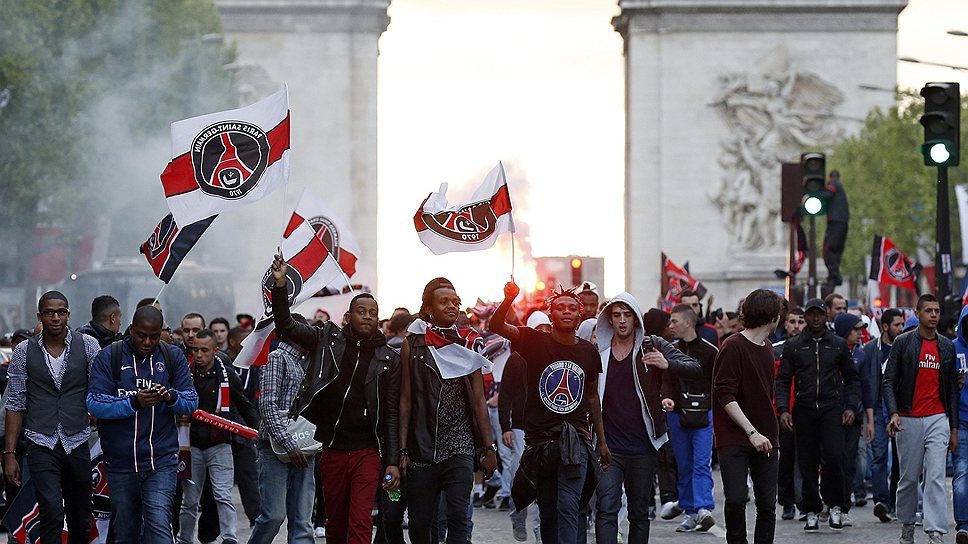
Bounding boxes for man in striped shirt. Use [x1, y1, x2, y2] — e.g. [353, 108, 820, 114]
[4, 291, 101, 544]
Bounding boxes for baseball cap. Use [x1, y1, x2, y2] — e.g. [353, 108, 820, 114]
[803, 298, 826, 313]
[577, 281, 599, 296]
[11, 329, 33, 343]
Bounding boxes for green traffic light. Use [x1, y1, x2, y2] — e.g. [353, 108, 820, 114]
[922, 140, 957, 166]
[930, 142, 951, 164]
[803, 196, 823, 215]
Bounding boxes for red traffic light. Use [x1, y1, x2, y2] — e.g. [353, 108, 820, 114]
[571, 258, 582, 269]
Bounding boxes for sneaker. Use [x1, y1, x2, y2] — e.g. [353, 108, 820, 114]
[818, 507, 829, 523]
[676, 515, 697, 532]
[874, 502, 893, 523]
[511, 515, 527, 542]
[799, 511, 809, 521]
[842, 512, 853, 527]
[929, 531, 945, 544]
[314, 526, 326, 538]
[828, 506, 843, 530]
[956, 529, 968, 544]
[499, 497, 511, 511]
[782, 505, 796, 520]
[648, 506, 656, 520]
[804, 513, 819, 531]
[900, 524, 916, 544]
[696, 509, 715, 531]
[855, 497, 868, 508]
[661, 501, 683, 520]
[916, 512, 924, 526]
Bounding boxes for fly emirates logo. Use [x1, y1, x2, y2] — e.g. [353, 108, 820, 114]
[919, 353, 940, 370]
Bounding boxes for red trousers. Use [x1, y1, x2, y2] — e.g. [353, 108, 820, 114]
[320, 447, 382, 544]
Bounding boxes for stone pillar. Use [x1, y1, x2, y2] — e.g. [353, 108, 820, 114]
[216, 0, 388, 291]
[614, 0, 905, 306]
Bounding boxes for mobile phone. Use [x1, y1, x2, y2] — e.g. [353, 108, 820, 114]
[641, 336, 654, 353]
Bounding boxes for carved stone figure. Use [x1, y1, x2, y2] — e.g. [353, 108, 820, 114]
[711, 46, 844, 249]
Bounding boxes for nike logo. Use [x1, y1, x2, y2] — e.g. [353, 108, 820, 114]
[120, 365, 134, 371]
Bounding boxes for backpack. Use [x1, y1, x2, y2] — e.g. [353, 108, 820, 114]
[109, 340, 175, 383]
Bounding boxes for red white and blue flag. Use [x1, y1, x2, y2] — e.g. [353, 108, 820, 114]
[161, 86, 290, 227]
[870, 235, 920, 291]
[414, 162, 514, 255]
[661, 253, 706, 310]
[139, 213, 216, 283]
[234, 209, 343, 369]
[406, 319, 491, 379]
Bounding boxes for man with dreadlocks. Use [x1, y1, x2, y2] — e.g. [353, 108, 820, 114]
[490, 282, 610, 544]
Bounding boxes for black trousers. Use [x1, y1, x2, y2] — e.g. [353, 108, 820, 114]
[374, 478, 407, 544]
[823, 220, 848, 286]
[777, 425, 800, 508]
[652, 441, 678, 505]
[842, 421, 862, 513]
[25, 442, 92, 544]
[407, 455, 474, 544]
[718, 444, 778, 544]
[794, 406, 846, 513]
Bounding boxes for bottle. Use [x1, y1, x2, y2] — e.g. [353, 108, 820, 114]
[386, 474, 400, 501]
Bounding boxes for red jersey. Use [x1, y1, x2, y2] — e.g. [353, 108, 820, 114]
[900, 337, 946, 417]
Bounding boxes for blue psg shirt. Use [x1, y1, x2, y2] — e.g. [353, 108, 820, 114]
[512, 326, 602, 441]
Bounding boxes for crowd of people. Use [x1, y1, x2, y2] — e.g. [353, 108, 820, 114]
[0, 265, 965, 544]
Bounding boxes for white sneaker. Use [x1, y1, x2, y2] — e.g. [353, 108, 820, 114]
[696, 509, 715, 531]
[676, 515, 697, 532]
[661, 501, 683, 520]
[314, 526, 326, 538]
[842, 512, 853, 527]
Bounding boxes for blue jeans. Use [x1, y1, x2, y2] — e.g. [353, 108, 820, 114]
[667, 412, 715, 514]
[870, 406, 892, 506]
[107, 465, 178, 544]
[952, 421, 968, 531]
[536, 448, 588, 544]
[247, 442, 316, 544]
[178, 443, 238, 544]
[488, 406, 514, 498]
[595, 451, 655, 544]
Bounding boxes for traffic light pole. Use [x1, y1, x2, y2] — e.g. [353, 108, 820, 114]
[808, 215, 817, 300]
[936, 165, 952, 301]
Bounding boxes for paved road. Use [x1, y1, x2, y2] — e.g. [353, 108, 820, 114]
[232, 476, 933, 544]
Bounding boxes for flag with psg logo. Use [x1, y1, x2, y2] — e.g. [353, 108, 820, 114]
[870, 235, 921, 291]
[139, 213, 216, 283]
[160, 85, 291, 227]
[661, 253, 706, 310]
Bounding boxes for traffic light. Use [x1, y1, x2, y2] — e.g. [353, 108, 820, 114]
[570, 257, 582, 286]
[800, 152, 826, 216]
[919, 82, 960, 167]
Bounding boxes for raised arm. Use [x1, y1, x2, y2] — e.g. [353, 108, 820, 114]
[489, 282, 521, 344]
[270, 253, 319, 352]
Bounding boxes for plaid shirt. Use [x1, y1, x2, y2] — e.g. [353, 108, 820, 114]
[6, 330, 101, 453]
[259, 341, 308, 452]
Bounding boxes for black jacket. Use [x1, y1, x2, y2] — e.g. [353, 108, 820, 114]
[776, 329, 860, 414]
[403, 333, 484, 466]
[882, 330, 959, 429]
[663, 336, 718, 410]
[511, 422, 599, 511]
[271, 284, 402, 466]
[76, 321, 121, 349]
[191, 360, 260, 449]
[498, 352, 526, 433]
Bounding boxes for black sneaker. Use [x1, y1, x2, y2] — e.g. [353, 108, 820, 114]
[782, 505, 796, 520]
[873, 502, 892, 523]
[854, 497, 868, 508]
[804, 513, 819, 531]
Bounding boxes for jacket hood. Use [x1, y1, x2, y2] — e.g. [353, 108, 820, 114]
[596, 292, 645, 354]
[955, 304, 968, 349]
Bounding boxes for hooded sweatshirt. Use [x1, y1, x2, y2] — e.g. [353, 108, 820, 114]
[596, 293, 701, 451]
[953, 305, 968, 424]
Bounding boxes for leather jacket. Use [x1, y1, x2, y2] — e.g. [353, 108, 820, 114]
[776, 329, 860, 414]
[403, 333, 484, 465]
[271, 285, 401, 466]
[882, 329, 959, 428]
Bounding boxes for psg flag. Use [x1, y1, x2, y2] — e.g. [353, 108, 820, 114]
[140, 214, 216, 283]
[414, 162, 514, 255]
[234, 209, 344, 369]
[870, 235, 920, 291]
[294, 189, 361, 280]
[161, 85, 291, 227]
[661, 253, 707, 310]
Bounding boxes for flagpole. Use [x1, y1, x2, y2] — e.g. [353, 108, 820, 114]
[340, 270, 357, 296]
[152, 283, 167, 306]
[510, 231, 516, 284]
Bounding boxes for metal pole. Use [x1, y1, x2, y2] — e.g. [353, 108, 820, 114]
[808, 215, 817, 299]
[936, 166, 952, 301]
[786, 220, 795, 302]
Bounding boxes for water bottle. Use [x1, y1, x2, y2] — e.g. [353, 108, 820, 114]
[386, 474, 400, 502]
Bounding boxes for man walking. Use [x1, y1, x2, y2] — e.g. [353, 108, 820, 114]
[87, 305, 198, 544]
[76, 295, 123, 348]
[883, 294, 959, 544]
[4, 291, 101, 544]
[777, 298, 860, 531]
[712, 289, 783, 544]
[177, 329, 260, 544]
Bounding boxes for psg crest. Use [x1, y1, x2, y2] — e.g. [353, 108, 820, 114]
[261, 266, 303, 317]
[308, 215, 341, 260]
[421, 200, 499, 244]
[146, 215, 177, 259]
[191, 120, 270, 200]
[538, 360, 585, 414]
[885, 247, 914, 282]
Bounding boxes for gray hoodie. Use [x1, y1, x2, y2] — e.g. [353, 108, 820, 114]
[596, 292, 701, 450]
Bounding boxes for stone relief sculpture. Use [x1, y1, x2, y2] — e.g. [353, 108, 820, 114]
[711, 46, 844, 249]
